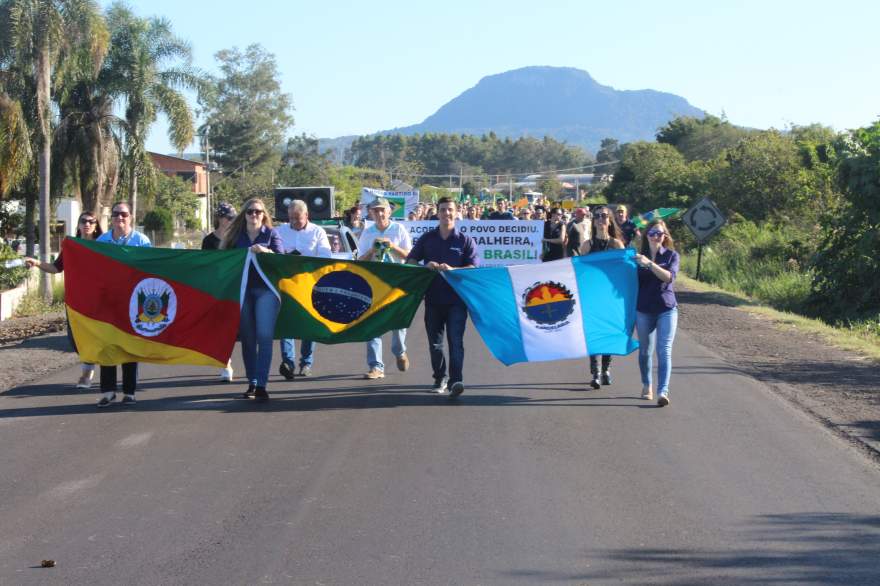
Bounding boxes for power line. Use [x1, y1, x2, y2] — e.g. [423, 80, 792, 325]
[386, 160, 619, 182]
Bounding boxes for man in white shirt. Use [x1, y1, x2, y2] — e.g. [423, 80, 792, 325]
[275, 199, 332, 379]
[357, 197, 413, 379]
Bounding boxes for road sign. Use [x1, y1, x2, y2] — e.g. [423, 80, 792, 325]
[683, 197, 726, 243]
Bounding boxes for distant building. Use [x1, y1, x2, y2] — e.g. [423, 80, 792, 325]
[149, 152, 209, 230]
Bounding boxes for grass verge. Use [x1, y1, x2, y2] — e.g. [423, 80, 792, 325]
[678, 273, 880, 363]
[13, 281, 66, 317]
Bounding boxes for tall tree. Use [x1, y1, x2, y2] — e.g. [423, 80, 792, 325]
[0, 92, 32, 197]
[102, 2, 199, 220]
[52, 81, 121, 214]
[1, 0, 107, 298]
[594, 137, 621, 177]
[200, 44, 293, 202]
[277, 133, 332, 187]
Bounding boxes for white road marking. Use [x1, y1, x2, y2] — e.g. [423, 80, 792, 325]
[116, 432, 153, 448]
[45, 474, 104, 499]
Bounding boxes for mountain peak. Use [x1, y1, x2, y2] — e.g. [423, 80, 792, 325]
[387, 66, 704, 152]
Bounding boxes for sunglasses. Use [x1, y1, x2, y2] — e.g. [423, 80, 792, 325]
[79, 218, 97, 225]
[594, 213, 609, 219]
[111, 211, 130, 218]
[647, 230, 666, 238]
[245, 208, 265, 216]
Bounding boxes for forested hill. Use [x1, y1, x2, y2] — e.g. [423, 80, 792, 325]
[382, 66, 704, 153]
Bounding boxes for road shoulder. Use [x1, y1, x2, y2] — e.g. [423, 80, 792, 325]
[677, 283, 880, 463]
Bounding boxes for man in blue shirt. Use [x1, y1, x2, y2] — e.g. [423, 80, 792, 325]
[406, 197, 478, 397]
[95, 201, 151, 407]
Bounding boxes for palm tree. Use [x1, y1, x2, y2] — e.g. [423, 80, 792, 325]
[1, 0, 107, 299]
[102, 2, 199, 220]
[52, 81, 121, 214]
[0, 92, 32, 197]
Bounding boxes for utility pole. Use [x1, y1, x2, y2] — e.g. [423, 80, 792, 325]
[204, 126, 212, 229]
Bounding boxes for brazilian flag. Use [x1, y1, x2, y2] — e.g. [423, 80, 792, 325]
[255, 255, 437, 343]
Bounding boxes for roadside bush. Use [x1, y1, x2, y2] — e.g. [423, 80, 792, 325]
[680, 220, 816, 313]
[143, 208, 174, 235]
[807, 121, 880, 323]
[0, 243, 27, 291]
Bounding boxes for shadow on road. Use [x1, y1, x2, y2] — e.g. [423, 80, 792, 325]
[0, 380, 661, 418]
[676, 289, 754, 309]
[0, 332, 71, 353]
[747, 359, 880, 400]
[502, 512, 880, 584]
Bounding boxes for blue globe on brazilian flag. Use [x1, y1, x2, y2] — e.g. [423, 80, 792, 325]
[255, 255, 437, 343]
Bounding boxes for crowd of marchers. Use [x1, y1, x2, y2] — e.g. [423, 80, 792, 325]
[23, 195, 679, 410]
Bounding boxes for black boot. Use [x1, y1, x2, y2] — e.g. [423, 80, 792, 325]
[242, 384, 255, 399]
[254, 386, 269, 401]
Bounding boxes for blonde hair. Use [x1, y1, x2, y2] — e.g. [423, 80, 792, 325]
[220, 197, 273, 249]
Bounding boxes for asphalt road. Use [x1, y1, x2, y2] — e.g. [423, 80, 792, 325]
[1, 310, 879, 585]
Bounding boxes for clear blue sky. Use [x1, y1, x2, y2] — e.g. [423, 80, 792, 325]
[110, 0, 880, 154]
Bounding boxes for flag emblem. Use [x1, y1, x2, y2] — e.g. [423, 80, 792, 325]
[522, 281, 575, 326]
[312, 270, 373, 324]
[129, 278, 177, 337]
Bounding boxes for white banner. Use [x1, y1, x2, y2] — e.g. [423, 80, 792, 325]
[401, 220, 543, 267]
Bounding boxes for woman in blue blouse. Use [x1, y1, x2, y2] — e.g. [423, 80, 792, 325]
[221, 197, 284, 401]
[633, 220, 680, 407]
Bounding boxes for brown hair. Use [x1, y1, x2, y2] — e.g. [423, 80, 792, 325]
[639, 219, 675, 256]
[591, 205, 620, 240]
[220, 197, 273, 249]
[75, 212, 103, 239]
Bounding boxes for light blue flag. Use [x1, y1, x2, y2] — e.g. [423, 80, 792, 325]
[443, 249, 639, 365]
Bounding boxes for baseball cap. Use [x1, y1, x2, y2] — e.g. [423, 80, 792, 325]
[217, 202, 236, 219]
[368, 196, 391, 210]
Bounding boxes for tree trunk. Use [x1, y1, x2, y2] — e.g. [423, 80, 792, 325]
[24, 189, 36, 257]
[36, 46, 53, 302]
[130, 162, 138, 223]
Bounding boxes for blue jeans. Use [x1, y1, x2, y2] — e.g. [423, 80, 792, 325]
[424, 303, 468, 385]
[367, 329, 407, 371]
[280, 339, 315, 368]
[240, 287, 280, 387]
[636, 307, 678, 395]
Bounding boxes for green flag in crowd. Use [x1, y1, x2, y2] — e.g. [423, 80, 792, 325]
[632, 208, 681, 229]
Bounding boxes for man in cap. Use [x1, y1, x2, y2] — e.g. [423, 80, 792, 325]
[615, 205, 640, 247]
[357, 196, 413, 379]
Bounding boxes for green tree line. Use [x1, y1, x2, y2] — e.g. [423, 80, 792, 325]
[604, 114, 879, 329]
[347, 132, 592, 180]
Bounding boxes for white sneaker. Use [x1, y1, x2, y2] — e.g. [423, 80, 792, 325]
[641, 385, 653, 401]
[220, 366, 234, 382]
[431, 377, 448, 394]
[657, 393, 670, 407]
[76, 370, 94, 389]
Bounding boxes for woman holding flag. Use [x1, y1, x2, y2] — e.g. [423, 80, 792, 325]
[25, 210, 103, 389]
[221, 197, 284, 401]
[581, 205, 624, 389]
[633, 219, 680, 407]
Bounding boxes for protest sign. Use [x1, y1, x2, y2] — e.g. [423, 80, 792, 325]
[401, 220, 543, 267]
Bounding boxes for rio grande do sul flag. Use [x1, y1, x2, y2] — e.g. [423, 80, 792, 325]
[254, 253, 436, 344]
[443, 249, 639, 365]
[63, 238, 247, 367]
